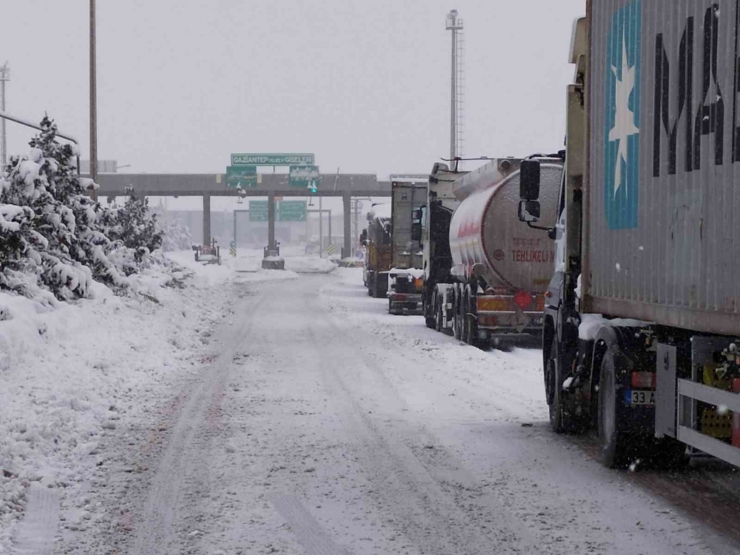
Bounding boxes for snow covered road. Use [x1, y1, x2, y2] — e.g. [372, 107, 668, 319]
[68, 268, 740, 554]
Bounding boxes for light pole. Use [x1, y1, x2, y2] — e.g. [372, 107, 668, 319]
[89, 0, 98, 200]
[0, 63, 9, 169]
[446, 9, 464, 166]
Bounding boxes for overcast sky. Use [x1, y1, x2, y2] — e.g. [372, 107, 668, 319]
[2, 0, 584, 179]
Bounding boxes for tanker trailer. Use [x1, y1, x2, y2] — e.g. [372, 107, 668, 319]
[426, 156, 562, 348]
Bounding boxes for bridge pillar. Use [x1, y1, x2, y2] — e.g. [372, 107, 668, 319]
[267, 192, 276, 252]
[343, 193, 351, 259]
[203, 194, 211, 246]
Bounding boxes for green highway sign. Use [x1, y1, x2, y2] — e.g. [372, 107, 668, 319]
[248, 200, 306, 222]
[249, 200, 268, 222]
[231, 153, 315, 166]
[278, 201, 307, 222]
[289, 165, 321, 189]
[226, 165, 258, 188]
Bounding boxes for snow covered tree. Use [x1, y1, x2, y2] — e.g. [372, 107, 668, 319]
[108, 188, 163, 261]
[0, 117, 129, 299]
[153, 207, 193, 252]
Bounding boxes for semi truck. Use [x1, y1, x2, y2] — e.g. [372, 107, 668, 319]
[363, 204, 393, 298]
[419, 157, 562, 348]
[387, 181, 427, 315]
[519, 0, 740, 469]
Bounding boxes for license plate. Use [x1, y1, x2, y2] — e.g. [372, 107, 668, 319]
[629, 390, 655, 406]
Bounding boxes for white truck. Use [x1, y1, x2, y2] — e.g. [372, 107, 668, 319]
[419, 157, 562, 348]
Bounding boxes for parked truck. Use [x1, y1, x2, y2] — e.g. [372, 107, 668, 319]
[519, 0, 740, 469]
[419, 157, 562, 348]
[363, 204, 393, 298]
[387, 180, 427, 315]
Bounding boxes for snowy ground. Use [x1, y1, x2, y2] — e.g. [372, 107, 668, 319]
[2, 262, 740, 554]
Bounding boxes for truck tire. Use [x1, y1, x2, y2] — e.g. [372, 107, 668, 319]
[463, 289, 478, 347]
[424, 288, 436, 328]
[547, 341, 583, 434]
[453, 287, 463, 341]
[547, 342, 566, 433]
[435, 293, 443, 333]
[462, 290, 471, 345]
[598, 349, 633, 468]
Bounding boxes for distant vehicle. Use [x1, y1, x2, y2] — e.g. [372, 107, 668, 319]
[419, 157, 562, 348]
[387, 181, 427, 315]
[362, 205, 393, 298]
[519, 4, 740, 470]
[194, 239, 221, 265]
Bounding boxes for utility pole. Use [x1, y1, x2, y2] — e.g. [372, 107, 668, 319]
[89, 0, 99, 200]
[446, 9, 464, 166]
[0, 63, 9, 169]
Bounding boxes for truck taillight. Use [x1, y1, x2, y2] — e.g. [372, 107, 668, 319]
[477, 297, 510, 312]
[631, 372, 656, 389]
[414, 278, 423, 290]
[535, 295, 545, 312]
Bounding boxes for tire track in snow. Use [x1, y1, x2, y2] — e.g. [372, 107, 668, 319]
[128, 291, 265, 555]
[12, 484, 60, 555]
[306, 312, 541, 555]
[270, 494, 351, 555]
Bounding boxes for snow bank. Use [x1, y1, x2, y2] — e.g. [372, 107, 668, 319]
[284, 256, 336, 274]
[578, 313, 652, 341]
[0, 255, 233, 552]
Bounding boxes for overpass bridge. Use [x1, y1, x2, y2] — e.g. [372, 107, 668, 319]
[96, 173, 394, 258]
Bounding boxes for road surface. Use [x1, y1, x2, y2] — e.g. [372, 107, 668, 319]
[67, 268, 740, 555]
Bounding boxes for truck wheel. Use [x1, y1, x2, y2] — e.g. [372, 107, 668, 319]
[425, 304, 436, 328]
[424, 289, 435, 328]
[547, 343, 566, 433]
[462, 291, 471, 344]
[598, 349, 632, 468]
[435, 294, 443, 333]
[467, 294, 483, 349]
[547, 342, 583, 434]
[453, 288, 463, 341]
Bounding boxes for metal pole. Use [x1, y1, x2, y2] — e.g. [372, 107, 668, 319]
[233, 210, 237, 248]
[343, 194, 351, 259]
[450, 26, 457, 161]
[354, 200, 360, 254]
[89, 0, 98, 200]
[0, 63, 8, 169]
[319, 196, 323, 257]
[203, 195, 211, 245]
[328, 210, 332, 249]
[267, 192, 276, 252]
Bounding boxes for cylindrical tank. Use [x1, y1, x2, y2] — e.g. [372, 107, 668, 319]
[449, 161, 561, 293]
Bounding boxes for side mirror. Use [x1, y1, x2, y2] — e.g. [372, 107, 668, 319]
[518, 200, 541, 223]
[520, 159, 541, 201]
[411, 222, 422, 242]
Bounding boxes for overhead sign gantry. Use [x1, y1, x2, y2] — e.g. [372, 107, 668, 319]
[226, 153, 321, 267]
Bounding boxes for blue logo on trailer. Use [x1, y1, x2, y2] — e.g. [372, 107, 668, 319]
[604, 0, 642, 230]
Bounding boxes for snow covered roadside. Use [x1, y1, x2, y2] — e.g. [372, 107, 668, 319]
[0, 252, 235, 553]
